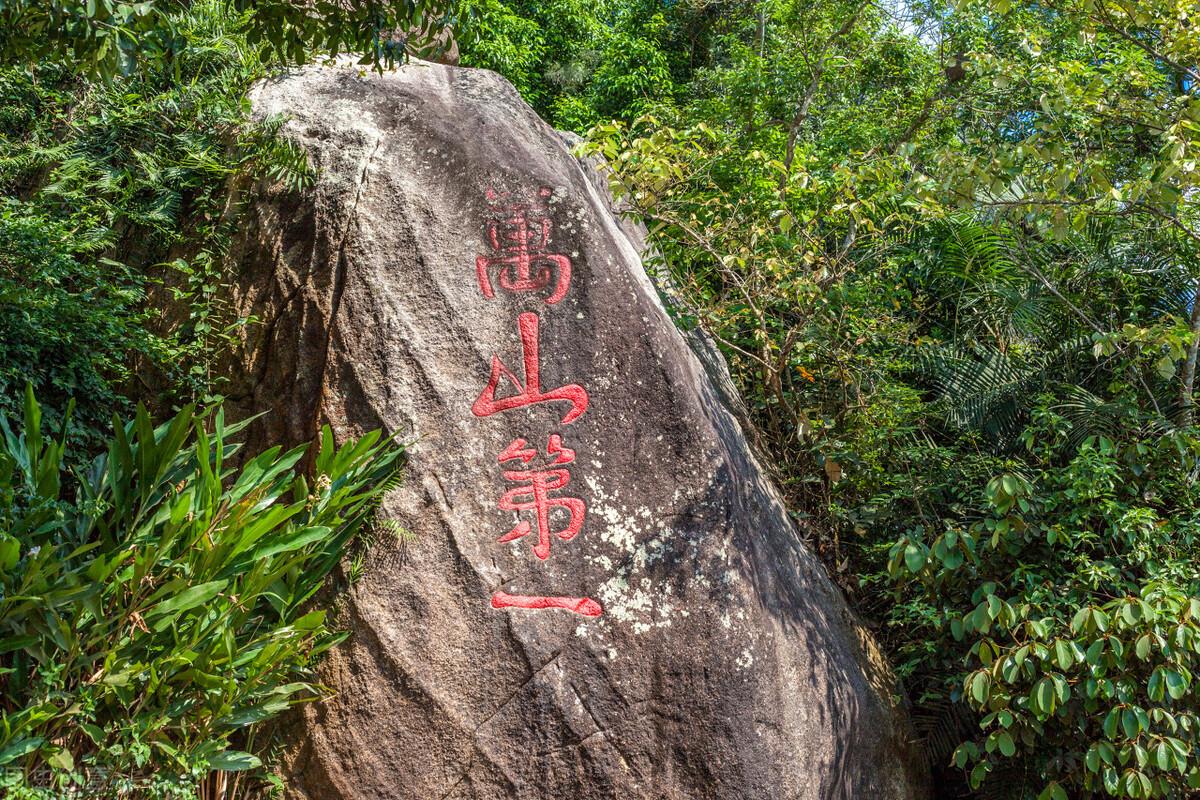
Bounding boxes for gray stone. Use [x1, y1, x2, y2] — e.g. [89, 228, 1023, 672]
[224, 58, 927, 800]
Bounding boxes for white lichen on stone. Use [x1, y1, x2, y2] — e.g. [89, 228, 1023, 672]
[577, 451, 730, 635]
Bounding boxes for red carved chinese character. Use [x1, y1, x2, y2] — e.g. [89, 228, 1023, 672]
[491, 591, 603, 617]
[476, 187, 572, 304]
[495, 434, 584, 561]
[472, 312, 589, 424]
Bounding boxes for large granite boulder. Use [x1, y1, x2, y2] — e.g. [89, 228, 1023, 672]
[224, 59, 926, 799]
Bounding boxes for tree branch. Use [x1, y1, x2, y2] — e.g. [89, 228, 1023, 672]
[778, 2, 869, 191]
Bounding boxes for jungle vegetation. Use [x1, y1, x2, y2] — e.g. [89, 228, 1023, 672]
[1, 0, 1199, 797]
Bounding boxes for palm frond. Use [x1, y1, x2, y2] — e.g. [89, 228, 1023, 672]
[921, 335, 1090, 448]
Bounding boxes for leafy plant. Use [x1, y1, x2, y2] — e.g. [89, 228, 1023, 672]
[0, 0, 315, 462]
[893, 428, 1200, 798]
[0, 202, 150, 459]
[0, 388, 405, 797]
[459, 0, 699, 131]
[563, 1, 1200, 793]
[0, 0, 460, 79]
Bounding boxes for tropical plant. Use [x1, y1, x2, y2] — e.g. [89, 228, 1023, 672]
[0, 0, 313, 461]
[570, 2, 1200, 789]
[458, 0, 697, 131]
[893, 425, 1200, 799]
[0, 388, 405, 797]
[0, 0, 460, 78]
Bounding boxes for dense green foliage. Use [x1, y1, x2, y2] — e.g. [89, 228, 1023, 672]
[0, 1, 312, 459]
[463, 0, 1200, 796]
[460, 0, 710, 130]
[0, 389, 405, 796]
[0, 0, 457, 78]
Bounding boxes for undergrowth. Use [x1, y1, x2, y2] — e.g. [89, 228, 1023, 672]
[0, 0, 311, 461]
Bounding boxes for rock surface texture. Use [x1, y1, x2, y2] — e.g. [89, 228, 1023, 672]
[226, 59, 927, 800]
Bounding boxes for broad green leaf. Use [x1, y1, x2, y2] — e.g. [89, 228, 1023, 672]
[1122, 707, 1141, 739]
[207, 750, 262, 771]
[146, 580, 226, 623]
[970, 671, 991, 705]
[1032, 678, 1055, 716]
[47, 747, 74, 771]
[251, 526, 332, 561]
[1164, 670, 1187, 700]
[903, 543, 926, 573]
[1135, 634, 1151, 661]
[0, 737, 45, 766]
[1053, 638, 1073, 669]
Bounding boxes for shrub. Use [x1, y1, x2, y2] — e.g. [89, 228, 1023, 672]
[893, 428, 1200, 798]
[0, 389, 405, 797]
[0, 0, 312, 463]
[0, 202, 151, 459]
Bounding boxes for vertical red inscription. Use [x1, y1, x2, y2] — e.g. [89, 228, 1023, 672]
[476, 187, 572, 304]
[472, 312, 589, 424]
[472, 186, 603, 618]
[495, 435, 585, 561]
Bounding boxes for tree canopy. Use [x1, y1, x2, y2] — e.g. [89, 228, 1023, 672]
[0, 0, 459, 77]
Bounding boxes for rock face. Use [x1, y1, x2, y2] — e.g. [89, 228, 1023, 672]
[225, 60, 926, 800]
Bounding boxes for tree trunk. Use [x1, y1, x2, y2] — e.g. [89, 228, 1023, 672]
[1179, 281, 1200, 426]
